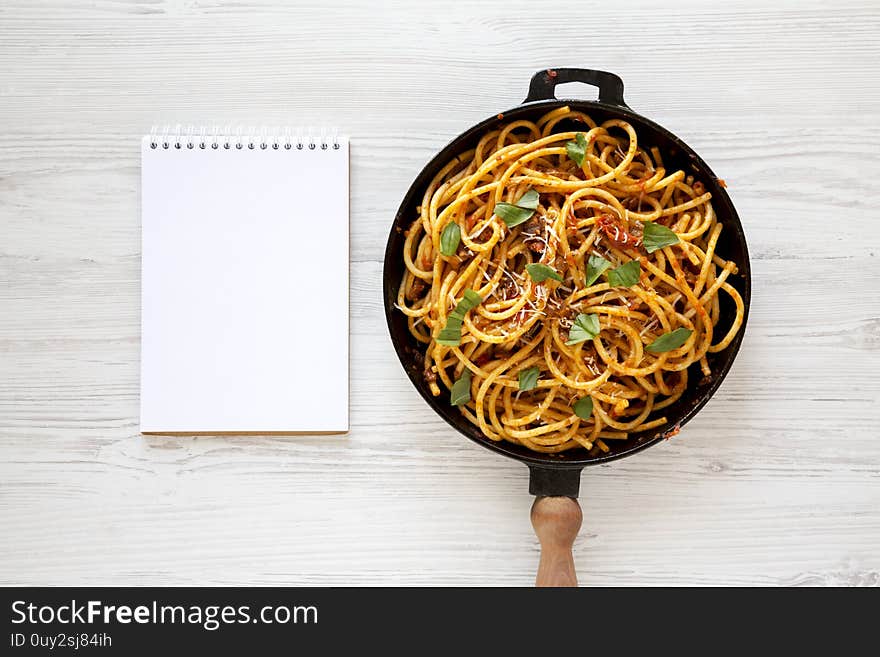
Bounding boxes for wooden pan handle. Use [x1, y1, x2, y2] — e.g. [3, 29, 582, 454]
[530, 496, 583, 587]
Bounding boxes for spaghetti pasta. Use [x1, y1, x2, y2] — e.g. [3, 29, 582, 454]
[395, 107, 744, 455]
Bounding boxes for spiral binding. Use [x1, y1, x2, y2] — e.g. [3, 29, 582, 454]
[147, 125, 342, 151]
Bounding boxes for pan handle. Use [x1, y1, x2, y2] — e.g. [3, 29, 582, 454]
[524, 68, 628, 108]
[529, 466, 584, 587]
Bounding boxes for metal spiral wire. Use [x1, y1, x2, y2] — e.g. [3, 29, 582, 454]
[148, 125, 342, 150]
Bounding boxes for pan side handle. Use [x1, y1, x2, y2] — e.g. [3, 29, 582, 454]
[524, 68, 628, 108]
[529, 466, 584, 587]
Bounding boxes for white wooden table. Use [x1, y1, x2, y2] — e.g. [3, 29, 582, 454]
[2, 0, 878, 586]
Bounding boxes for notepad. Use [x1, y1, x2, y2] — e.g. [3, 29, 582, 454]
[140, 130, 349, 434]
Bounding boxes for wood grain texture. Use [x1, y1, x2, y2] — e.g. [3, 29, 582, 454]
[1, 0, 879, 586]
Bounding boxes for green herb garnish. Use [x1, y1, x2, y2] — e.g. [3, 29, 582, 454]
[440, 221, 461, 257]
[450, 369, 472, 406]
[606, 260, 641, 288]
[573, 396, 594, 420]
[515, 188, 539, 210]
[585, 254, 612, 286]
[646, 327, 693, 353]
[566, 132, 588, 167]
[436, 290, 482, 347]
[494, 189, 539, 228]
[642, 221, 679, 254]
[525, 263, 563, 283]
[565, 313, 600, 346]
[518, 366, 540, 392]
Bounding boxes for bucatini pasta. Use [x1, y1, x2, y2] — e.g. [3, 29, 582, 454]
[395, 106, 744, 455]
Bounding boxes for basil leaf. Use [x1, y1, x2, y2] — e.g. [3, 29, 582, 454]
[450, 369, 472, 406]
[585, 254, 612, 286]
[566, 132, 588, 167]
[518, 366, 540, 392]
[440, 221, 461, 257]
[458, 289, 482, 312]
[436, 290, 483, 346]
[525, 263, 563, 283]
[494, 189, 540, 227]
[573, 396, 593, 420]
[494, 203, 533, 227]
[565, 313, 600, 345]
[436, 327, 461, 345]
[516, 188, 540, 211]
[646, 327, 693, 353]
[606, 260, 641, 287]
[642, 221, 679, 254]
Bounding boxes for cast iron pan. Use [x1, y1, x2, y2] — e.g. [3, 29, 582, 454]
[383, 68, 751, 585]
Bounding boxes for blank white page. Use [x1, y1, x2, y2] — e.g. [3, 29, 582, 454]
[140, 133, 349, 434]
